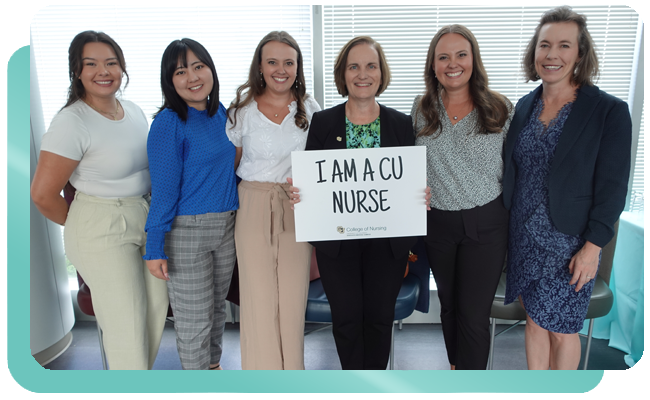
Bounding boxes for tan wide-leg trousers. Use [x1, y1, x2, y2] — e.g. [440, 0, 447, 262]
[236, 181, 312, 370]
[65, 192, 169, 370]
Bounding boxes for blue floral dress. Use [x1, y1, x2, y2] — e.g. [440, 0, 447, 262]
[504, 96, 597, 334]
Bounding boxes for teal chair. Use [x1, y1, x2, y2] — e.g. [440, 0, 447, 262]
[487, 220, 619, 370]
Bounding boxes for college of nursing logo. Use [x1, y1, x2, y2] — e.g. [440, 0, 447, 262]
[337, 226, 345, 234]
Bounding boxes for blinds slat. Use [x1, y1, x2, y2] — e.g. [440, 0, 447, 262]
[31, 5, 314, 129]
[323, 5, 643, 210]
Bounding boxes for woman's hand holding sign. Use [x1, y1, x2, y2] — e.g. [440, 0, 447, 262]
[287, 177, 301, 209]
[425, 186, 431, 211]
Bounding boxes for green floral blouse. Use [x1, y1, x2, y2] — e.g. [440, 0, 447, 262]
[346, 116, 380, 149]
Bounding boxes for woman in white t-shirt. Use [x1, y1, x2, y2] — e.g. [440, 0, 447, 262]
[226, 31, 320, 370]
[30, 31, 169, 370]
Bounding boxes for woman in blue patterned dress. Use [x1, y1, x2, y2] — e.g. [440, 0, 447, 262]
[503, 6, 632, 370]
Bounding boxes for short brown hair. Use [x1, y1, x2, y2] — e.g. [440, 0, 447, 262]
[333, 36, 391, 97]
[523, 6, 599, 86]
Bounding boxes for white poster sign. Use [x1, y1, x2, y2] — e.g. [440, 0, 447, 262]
[291, 146, 427, 242]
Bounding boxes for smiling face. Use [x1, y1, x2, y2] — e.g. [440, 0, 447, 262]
[172, 49, 214, 111]
[433, 32, 473, 93]
[344, 43, 382, 102]
[259, 40, 298, 96]
[535, 21, 581, 88]
[79, 42, 123, 102]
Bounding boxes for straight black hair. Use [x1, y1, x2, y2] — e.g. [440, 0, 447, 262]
[155, 38, 220, 121]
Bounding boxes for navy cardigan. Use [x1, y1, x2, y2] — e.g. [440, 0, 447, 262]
[502, 84, 632, 248]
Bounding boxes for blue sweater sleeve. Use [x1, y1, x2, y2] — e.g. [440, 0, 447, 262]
[144, 109, 184, 260]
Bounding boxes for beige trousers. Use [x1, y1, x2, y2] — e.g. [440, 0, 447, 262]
[65, 192, 169, 370]
[236, 181, 312, 370]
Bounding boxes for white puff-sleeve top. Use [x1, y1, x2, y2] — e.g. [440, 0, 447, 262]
[226, 95, 321, 183]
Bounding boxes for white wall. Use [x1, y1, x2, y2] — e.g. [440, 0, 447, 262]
[29, 40, 75, 356]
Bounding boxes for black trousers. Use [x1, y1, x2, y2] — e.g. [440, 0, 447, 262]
[315, 238, 407, 370]
[424, 195, 508, 370]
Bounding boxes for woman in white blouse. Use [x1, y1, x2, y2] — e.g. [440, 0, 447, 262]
[226, 31, 320, 370]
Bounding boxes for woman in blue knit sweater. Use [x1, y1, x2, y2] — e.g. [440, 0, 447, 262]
[144, 38, 239, 370]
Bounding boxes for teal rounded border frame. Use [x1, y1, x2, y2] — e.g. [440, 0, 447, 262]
[8, 45, 604, 393]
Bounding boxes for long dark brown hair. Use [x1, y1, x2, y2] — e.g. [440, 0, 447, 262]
[416, 25, 511, 137]
[227, 31, 309, 130]
[63, 31, 128, 110]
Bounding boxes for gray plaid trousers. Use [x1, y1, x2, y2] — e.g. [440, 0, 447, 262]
[164, 211, 236, 370]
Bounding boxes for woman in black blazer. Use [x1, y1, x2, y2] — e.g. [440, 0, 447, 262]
[503, 6, 632, 370]
[290, 36, 418, 370]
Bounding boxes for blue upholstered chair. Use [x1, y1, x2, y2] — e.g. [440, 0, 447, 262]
[305, 250, 421, 370]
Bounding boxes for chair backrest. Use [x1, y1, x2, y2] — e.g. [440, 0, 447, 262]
[598, 219, 619, 286]
[76, 271, 87, 290]
[63, 181, 76, 206]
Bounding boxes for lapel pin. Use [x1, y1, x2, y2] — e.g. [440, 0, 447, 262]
[336, 136, 342, 142]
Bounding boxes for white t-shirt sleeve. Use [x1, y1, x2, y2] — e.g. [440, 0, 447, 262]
[40, 109, 90, 161]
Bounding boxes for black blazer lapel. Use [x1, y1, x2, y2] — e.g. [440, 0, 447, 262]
[550, 85, 601, 175]
[331, 102, 347, 150]
[379, 104, 398, 147]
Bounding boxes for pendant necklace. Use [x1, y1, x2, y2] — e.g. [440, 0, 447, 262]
[86, 99, 121, 120]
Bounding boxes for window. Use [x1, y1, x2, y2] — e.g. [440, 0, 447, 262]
[30, 6, 644, 292]
[322, 5, 639, 110]
[31, 5, 314, 290]
[31, 5, 314, 129]
[321, 5, 643, 212]
[630, 101, 644, 211]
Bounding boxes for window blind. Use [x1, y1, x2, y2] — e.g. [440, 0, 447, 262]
[322, 5, 639, 111]
[322, 5, 643, 212]
[630, 101, 644, 211]
[31, 5, 314, 129]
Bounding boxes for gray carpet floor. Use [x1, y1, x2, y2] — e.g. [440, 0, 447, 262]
[43, 320, 629, 370]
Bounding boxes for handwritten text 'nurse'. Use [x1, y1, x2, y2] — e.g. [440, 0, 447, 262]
[314, 156, 403, 214]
